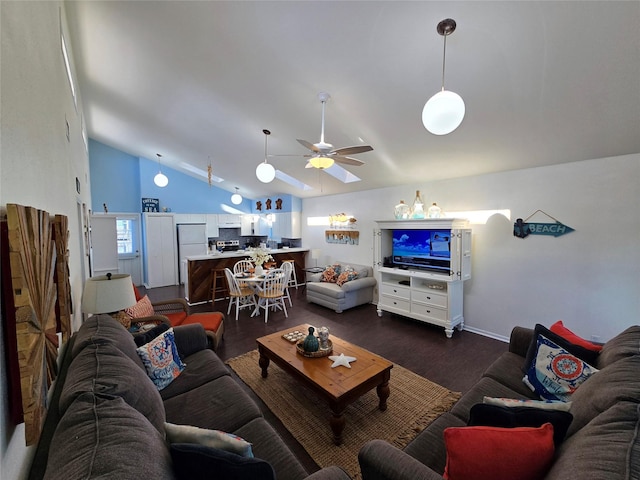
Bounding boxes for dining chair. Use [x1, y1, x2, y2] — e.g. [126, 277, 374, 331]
[280, 260, 294, 308]
[233, 259, 254, 276]
[255, 268, 288, 323]
[223, 268, 256, 321]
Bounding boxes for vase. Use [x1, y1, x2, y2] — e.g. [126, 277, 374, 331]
[394, 200, 410, 220]
[254, 264, 264, 276]
[411, 190, 426, 219]
[303, 326, 319, 353]
[428, 202, 442, 218]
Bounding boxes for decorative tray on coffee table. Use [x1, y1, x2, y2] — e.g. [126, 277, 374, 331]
[296, 339, 333, 358]
[282, 330, 306, 343]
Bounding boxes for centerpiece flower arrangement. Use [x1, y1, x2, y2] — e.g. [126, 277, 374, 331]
[247, 247, 273, 275]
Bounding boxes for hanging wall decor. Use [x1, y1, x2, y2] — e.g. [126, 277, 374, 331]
[325, 230, 359, 245]
[141, 198, 159, 212]
[513, 210, 575, 239]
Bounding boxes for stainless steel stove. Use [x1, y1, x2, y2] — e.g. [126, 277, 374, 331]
[216, 239, 240, 252]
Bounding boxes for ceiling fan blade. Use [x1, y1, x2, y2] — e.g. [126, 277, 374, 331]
[334, 156, 365, 166]
[297, 139, 320, 153]
[332, 145, 373, 156]
[304, 161, 315, 169]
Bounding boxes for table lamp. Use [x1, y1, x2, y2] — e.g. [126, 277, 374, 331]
[81, 273, 137, 317]
[311, 249, 322, 269]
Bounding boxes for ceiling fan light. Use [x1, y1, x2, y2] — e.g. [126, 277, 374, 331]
[256, 162, 276, 183]
[309, 156, 335, 169]
[154, 171, 169, 187]
[422, 90, 465, 135]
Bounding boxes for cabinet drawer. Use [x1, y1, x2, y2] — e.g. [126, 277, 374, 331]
[412, 290, 447, 308]
[380, 296, 410, 312]
[411, 303, 448, 322]
[380, 283, 410, 300]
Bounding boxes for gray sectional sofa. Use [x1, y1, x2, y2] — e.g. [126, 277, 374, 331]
[306, 262, 376, 313]
[359, 325, 640, 480]
[29, 314, 350, 480]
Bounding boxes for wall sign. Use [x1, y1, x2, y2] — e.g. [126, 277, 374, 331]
[514, 210, 574, 238]
[142, 198, 159, 212]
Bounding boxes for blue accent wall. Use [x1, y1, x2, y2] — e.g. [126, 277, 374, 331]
[89, 139, 303, 214]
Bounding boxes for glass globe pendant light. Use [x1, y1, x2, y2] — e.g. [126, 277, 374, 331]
[153, 153, 169, 187]
[422, 18, 465, 135]
[231, 187, 243, 205]
[256, 129, 276, 183]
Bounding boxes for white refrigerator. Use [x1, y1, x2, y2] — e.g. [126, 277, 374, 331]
[177, 223, 208, 284]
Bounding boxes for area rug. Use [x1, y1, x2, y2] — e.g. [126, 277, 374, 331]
[227, 349, 461, 479]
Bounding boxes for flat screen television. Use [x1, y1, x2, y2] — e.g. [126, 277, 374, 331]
[392, 229, 452, 274]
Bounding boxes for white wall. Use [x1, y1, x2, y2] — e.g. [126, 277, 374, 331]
[302, 154, 640, 342]
[1, 2, 91, 478]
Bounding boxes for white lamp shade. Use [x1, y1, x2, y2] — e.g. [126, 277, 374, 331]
[154, 171, 169, 187]
[82, 274, 137, 314]
[311, 249, 322, 260]
[231, 192, 243, 205]
[422, 90, 465, 135]
[256, 162, 276, 183]
[309, 156, 335, 169]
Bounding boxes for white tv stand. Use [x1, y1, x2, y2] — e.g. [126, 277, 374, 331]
[374, 219, 471, 338]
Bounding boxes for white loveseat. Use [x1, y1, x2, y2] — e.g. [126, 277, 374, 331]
[306, 262, 377, 313]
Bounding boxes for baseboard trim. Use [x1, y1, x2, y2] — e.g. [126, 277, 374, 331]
[463, 326, 510, 343]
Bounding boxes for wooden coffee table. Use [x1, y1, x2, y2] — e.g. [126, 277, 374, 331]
[256, 324, 393, 445]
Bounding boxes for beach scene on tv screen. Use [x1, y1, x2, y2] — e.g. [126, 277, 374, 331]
[392, 229, 451, 259]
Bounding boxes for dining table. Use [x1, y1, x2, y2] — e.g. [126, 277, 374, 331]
[234, 270, 285, 318]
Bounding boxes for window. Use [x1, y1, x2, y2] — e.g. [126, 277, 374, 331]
[116, 219, 134, 255]
[60, 15, 77, 109]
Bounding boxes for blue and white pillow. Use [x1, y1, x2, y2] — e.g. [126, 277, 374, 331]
[136, 328, 186, 390]
[523, 334, 598, 402]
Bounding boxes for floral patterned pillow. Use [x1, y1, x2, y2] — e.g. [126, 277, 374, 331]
[136, 328, 186, 390]
[336, 266, 358, 286]
[321, 264, 342, 283]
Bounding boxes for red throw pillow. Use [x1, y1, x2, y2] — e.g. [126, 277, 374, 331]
[133, 282, 143, 301]
[443, 423, 555, 480]
[550, 320, 603, 352]
[125, 295, 155, 318]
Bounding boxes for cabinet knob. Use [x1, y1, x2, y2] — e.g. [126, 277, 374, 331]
[426, 296, 431, 300]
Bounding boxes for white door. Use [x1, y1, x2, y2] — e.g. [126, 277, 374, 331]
[116, 214, 143, 286]
[145, 214, 177, 288]
[90, 215, 118, 277]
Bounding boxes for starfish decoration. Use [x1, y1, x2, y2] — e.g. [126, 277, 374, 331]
[328, 353, 357, 369]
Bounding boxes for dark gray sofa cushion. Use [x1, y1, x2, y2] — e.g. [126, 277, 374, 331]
[43, 393, 174, 480]
[546, 402, 640, 480]
[159, 348, 231, 401]
[71, 314, 145, 369]
[481, 351, 538, 397]
[59, 342, 166, 432]
[566, 355, 640, 437]
[235, 417, 309, 480]
[597, 325, 640, 369]
[163, 375, 262, 433]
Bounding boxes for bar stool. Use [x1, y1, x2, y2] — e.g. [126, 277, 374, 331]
[210, 268, 229, 303]
[281, 259, 298, 289]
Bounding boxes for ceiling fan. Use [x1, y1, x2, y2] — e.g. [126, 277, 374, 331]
[296, 92, 373, 169]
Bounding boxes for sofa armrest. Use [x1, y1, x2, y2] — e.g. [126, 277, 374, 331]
[509, 326, 534, 357]
[340, 276, 377, 293]
[173, 323, 209, 358]
[308, 272, 323, 282]
[358, 440, 443, 480]
[131, 315, 171, 329]
[305, 466, 352, 480]
[152, 298, 189, 315]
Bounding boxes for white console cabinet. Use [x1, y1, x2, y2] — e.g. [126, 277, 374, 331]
[374, 219, 471, 338]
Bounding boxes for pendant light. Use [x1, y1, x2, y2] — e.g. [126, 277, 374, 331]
[153, 153, 169, 187]
[231, 187, 243, 205]
[256, 129, 276, 183]
[422, 18, 465, 135]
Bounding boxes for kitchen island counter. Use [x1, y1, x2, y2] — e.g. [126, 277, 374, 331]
[185, 248, 309, 304]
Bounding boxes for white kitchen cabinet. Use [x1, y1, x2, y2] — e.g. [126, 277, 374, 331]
[240, 215, 253, 236]
[374, 218, 471, 338]
[143, 213, 178, 288]
[205, 214, 219, 238]
[271, 212, 301, 239]
[173, 213, 206, 224]
[218, 214, 241, 227]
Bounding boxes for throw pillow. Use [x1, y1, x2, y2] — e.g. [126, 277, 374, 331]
[550, 320, 603, 352]
[468, 403, 573, 446]
[336, 266, 358, 286]
[112, 310, 132, 329]
[125, 294, 155, 318]
[523, 333, 598, 402]
[170, 443, 274, 480]
[165, 422, 253, 457]
[134, 323, 170, 347]
[443, 423, 555, 480]
[321, 264, 341, 283]
[524, 324, 599, 372]
[136, 328, 186, 390]
[132, 282, 144, 301]
[483, 396, 572, 412]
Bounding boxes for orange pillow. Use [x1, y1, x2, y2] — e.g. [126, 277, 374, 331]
[443, 423, 555, 480]
[125, 295, 155, 318]
[550, 320, 603, 352]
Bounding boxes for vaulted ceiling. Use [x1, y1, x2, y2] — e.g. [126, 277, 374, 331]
[65, 1, 640, 199]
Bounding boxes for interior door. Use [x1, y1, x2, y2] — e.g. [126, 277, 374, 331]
[89, 215, 118, 277]
[116, 214, 143, 286]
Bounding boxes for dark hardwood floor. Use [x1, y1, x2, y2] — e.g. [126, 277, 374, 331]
[142, 284, 508, 394]
[141, 283, 509, 473]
